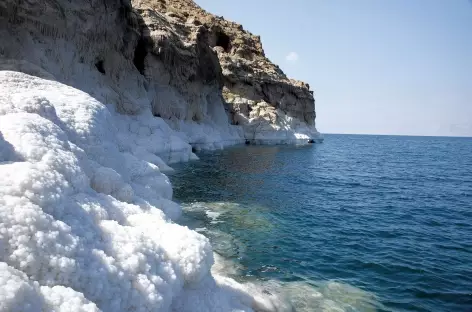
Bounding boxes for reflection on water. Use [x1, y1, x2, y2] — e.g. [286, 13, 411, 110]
[169, 145, 383, 311]
[220, 146, 281, 174]
[205, 146, 282, 201]
[170, 145, 313, 203]
[170, 137, 472, 311]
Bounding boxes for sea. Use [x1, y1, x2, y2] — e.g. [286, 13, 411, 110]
[169, 134, 472, 312]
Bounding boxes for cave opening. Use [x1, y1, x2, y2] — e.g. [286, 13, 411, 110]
[133, 37, 147, 75]
[215, 31, 231, 52]
[95, 60, 105, 74]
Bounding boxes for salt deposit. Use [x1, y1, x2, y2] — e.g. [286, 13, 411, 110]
[0, 69, 288, 311]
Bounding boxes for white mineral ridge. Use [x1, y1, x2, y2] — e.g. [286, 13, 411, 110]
[0, 69, 287, 312]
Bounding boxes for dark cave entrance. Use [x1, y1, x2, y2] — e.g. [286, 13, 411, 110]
[95, 60, 105, 74]
[133, 37, 148, 75]
[215, 31, 231, 52]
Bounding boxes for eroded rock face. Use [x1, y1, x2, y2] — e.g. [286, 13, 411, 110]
[0, 0, 319, 144]
[133, 1, 226, 121]
[0, 1, 320, 309]
[132, 0, 319, 141]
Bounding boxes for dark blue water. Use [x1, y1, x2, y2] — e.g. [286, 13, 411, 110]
[169, 134, 472, 312]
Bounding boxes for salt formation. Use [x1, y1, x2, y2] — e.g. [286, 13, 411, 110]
[0, 0, 321, 310]
[0, 69, 293, 311]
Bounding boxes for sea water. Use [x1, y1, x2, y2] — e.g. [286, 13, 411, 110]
[169, 134, 472, 311]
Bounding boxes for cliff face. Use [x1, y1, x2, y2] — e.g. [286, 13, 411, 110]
[0, 1, 319, 310]
[0, 0, 319, 146]
[133, 0, 320, 141]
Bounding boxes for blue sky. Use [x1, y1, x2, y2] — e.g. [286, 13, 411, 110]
[195, 0, 472, 136]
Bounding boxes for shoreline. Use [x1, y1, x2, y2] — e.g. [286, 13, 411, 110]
[0, 67, 320, 311]
[0, 0, 321, 309]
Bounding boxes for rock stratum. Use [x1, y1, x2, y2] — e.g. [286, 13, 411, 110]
[0, 0, 321, 311]
[1, 0, 320, 147]
[133, 0, 320, 143]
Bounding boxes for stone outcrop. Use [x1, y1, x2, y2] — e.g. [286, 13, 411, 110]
[133, 0, 320, 142]
[0, 1, 320, 310]
[0, 0, 320, 145]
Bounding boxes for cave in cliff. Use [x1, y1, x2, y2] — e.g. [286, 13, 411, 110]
[215, 30, 231, 52]
[95, 60, 105, 74]
[133, 37, 148, 75]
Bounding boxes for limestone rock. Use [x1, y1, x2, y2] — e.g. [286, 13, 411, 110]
[0, 0, 319, 144]
[131, 0, 319, 137]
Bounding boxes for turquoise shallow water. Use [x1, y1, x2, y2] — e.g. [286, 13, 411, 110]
[169, 134, 472, 311]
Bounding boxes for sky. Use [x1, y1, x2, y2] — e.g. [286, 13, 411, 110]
[195, 0, 472, 136]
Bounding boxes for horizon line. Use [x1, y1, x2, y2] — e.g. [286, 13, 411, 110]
[321, 132, 472, 139]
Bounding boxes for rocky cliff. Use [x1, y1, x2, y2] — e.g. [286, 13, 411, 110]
[0, 0, 320, 147]
[133, 0, 320, 143]
[0, 0, 320, 310]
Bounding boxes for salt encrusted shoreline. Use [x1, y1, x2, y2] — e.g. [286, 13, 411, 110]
[0, 0, 321, 310]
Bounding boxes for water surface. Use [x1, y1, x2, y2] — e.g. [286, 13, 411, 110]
[170, 134, 472, 311]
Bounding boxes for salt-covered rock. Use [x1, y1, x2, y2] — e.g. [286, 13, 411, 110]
[0, 0, 322, 310]
[0, 70, 281, 311]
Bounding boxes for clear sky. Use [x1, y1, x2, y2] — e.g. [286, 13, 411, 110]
[195, 0, 472, 136]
